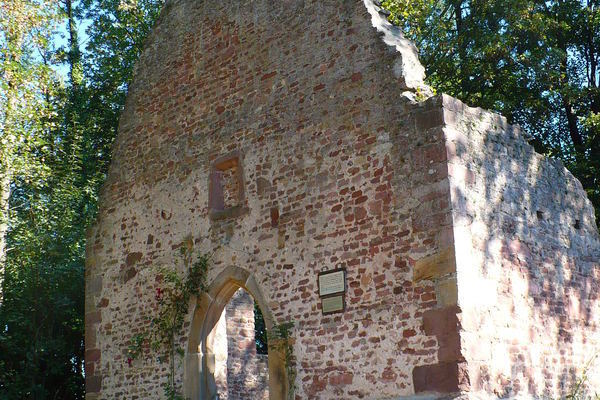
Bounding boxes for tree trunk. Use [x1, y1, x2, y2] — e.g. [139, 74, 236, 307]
[585, 1, 599, 113]
[64, 0, 81, 89]
[453, 0, 467, 96]
[555, 0, 584, 150]
[0, 1, 24, 306]
[0, 167, 10, 304]
[0, 77, 16, 306]
[563, 96, 584, 148]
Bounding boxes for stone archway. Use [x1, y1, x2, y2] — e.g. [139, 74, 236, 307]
[184, 266, 288, 400]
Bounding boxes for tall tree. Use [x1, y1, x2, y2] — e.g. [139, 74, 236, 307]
[0, 0, 60, 301]
[383, 0, 600, 221]
[1, 0, 163, 396]
[79, 0, 163, 182]
[0, 1, 87, 398]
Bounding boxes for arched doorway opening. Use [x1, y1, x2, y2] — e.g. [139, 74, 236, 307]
[184, 266, 287, 400]
[214, 288, 268, 399]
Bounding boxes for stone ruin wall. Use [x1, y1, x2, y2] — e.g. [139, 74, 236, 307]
[84, 0, 461, 398]
[83, 0, 600, 399]
[440, 94, 600, 397]
[214, 289, 269, 400]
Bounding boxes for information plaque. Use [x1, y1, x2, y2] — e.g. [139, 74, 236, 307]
[321, 294, 345, 315]
[318, 268, 346, 297]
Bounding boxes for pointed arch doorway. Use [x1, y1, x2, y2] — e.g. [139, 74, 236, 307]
[184, 266, 288, 400]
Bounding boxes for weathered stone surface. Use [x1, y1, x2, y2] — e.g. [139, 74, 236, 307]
[422, 306, 460, 336]
[361, 0, 430, 92]
[442, 94, 600, 399]
[412, 361, 469, 393]
[435, 277, 458, 307]
[86, 376, 102, 393]
[413, 247, 456, 282]
[124, 252, 142, 266]
[84, 0, 600, 399]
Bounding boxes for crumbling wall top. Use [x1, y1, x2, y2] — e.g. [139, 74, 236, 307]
[362, 0, 432, 95]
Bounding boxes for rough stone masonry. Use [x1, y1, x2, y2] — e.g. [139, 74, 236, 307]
[84, 0, 600, 399]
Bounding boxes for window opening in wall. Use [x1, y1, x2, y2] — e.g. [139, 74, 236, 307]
[209, 152, 247, 220]
[221, 162, 240, 209]
[214, 288, 270, 400]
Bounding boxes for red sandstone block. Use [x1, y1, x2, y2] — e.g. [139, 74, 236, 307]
[416, 109, 444, 131]
[354, 195, 368, 204]
[85, 311, 102, 325]
[381, 367, 397, 383]
[422, 306, 460, 336]
[86, 375, 102, 393]
[329, 372, 353, 386]
[85, 362, 95, 377]
[261, 71, 277, 80]
[437, 333, 462, 362]
[421, 292, 436, 302]
[86, 349, 101, 362]
[412, 361, 468, 393]
[306, 374, 328, 396]
[403, 329, 417, 338]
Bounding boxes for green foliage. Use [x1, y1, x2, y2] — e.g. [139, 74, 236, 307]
[0, 0, 60, 190]
[1, 0, 164, 398]
[254, 301, 269, 355]
[566, 353, 599, 399]
[382, 0, 600, 222]
[268, 321, 295, 342]
[0, 1, 86, 399]
[127, 242, 208, 400]
[163, 384, 186, 400]
[0, 256, 84, 399]
[78, 0, 164, 180]
[74, 0, 164, 203]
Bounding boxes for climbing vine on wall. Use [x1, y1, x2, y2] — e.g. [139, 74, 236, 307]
[127, 237, 209, 400]
[125, 236, 299, 400]
[566, 353, 600, 400]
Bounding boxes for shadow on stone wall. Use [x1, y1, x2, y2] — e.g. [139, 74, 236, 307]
[441, 94, 600, 397]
